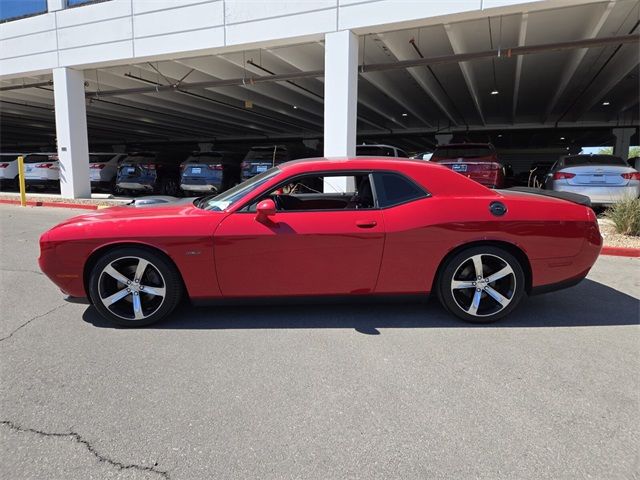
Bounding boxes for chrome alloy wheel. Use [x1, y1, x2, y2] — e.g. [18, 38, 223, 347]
[450, 254, 516, 318]
[97, 256, 167, 321]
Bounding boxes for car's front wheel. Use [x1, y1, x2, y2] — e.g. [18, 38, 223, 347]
[88, 247, 182, 327]
[438, 246, 525, 323]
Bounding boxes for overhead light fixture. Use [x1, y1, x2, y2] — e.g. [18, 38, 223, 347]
[293, 105, 298, 109]
[401, 113, 408, 117]
[498, 134, 503, 138]
[560, 137, 565, 140]
[490, 90, 499, 95]
[602, 101, 610, 106]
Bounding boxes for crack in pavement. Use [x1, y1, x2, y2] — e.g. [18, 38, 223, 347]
[0, 303, 67, 343]
[1, 268, 44, 276]
[1, 420, 170, 479]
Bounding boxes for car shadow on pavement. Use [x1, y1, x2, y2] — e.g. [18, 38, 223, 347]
[82, 279, 639, 333]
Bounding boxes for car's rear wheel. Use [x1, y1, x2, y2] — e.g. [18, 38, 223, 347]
[88, 247, 182, 327]
[438, 246, 525, 323]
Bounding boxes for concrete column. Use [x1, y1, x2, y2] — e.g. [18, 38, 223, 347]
[323, 30, 358, 158]
[53, 67, 91, 199]
[612, 128, 635, 159]
[47, 0, 65, 12]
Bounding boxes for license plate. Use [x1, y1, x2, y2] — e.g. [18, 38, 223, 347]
[256, 165, 268, 173]
[452, 164, 467, 172]
[191, 167, 202, 174]
[126, 167, 135, 174]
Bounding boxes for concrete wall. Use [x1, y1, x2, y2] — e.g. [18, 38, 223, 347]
[0, 0, 557, 79]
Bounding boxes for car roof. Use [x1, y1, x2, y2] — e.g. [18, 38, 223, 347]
[279, 156, 443, 173]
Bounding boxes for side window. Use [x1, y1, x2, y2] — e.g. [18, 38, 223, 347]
[373, 172, 428, 208]
[248, 173, 375, 212]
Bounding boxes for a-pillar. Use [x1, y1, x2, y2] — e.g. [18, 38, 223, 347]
[53, 67, 91, 199]
[323, 30, 358, 158]
[612, 127, 635, 159]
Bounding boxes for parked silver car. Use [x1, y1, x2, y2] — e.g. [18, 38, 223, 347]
[544, 154, 640, 206]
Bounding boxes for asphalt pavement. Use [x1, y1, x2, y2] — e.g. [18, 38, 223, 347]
[0, 204, 638, 480]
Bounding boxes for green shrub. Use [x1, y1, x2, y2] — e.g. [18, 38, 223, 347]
[605, 197, 640, 236]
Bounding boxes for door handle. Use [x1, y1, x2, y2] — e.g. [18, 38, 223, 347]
[356, 220, 377, 228]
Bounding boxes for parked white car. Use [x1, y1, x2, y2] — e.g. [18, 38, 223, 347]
[24, 153, 59, 191]
[89, 153, 126, 192]
[0, 153, 22, 190]
[544, 154, 640, 206]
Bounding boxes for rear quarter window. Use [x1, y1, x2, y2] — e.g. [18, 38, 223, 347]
[373, 172, 429, 208]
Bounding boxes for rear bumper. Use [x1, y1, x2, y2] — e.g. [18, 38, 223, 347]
[552, 184, 640, 205]
[181, 183, 218, 192]
[25, 179, 59, 188]
[117, 181, 154, 192]
[530, 270, 589, 295]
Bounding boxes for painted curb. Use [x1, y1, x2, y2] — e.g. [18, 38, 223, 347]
[0, 199, 98, 210]
[600, 246, 640, 258]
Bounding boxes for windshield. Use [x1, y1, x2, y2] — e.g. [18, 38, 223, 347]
[433, 145, 493, 159]
[244, 146, 288, 163]
[356, 146, 395, 156]
[564, 155, 626, 167]
[197, 168, 279, 211]
[90, 154, 117, 163]
[185, 153, 223, 163]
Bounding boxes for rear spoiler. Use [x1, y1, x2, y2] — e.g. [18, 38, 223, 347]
[504, 187, 592, 208]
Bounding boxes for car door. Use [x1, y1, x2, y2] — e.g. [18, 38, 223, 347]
[213, 173, 385, 297]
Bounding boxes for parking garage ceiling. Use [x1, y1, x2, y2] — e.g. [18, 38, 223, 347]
[1, 0, 638, 151]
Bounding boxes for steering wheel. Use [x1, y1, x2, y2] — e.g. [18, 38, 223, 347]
[271, 194, 283, 211]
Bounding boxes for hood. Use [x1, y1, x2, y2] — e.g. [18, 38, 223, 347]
[48, 197, 215, 231]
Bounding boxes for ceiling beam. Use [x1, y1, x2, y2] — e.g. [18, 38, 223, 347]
[377, 32, 460, 126]
[444, 23, 485, 125]
[512, 12, 528, 122]
[543, 0, 616, 123]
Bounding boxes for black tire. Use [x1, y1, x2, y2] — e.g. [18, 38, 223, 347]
[88, 247, 183, 327]
[160, 177, 180, 196]
[438, 246, 525, 323]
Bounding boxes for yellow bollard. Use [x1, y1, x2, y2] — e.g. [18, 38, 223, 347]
[17, 155, 27, 207]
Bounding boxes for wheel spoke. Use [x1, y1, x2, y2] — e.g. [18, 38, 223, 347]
[452, 280, 476, 290]
[104, 264, 130, 284]
[102, 288, 130, 306]
[485, 265, 514, 284]
[485, 286, 510, 307]
[134, 258, 150, 282]
[467, 290, 482, 315]
[132, 294, 144, 320]
[471, 255, 484, 278]
[141, 285, 165, 297]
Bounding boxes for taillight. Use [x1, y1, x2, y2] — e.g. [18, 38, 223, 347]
[553, 172, 576, 180]
[90, 164, 106, 169]
[241, 161, 249, 170]
[180, 164, 187, 173]
[479, 162, 501, 171]
[0, 163, 8, 168]
[35, 163, 54, 168]
[208, 164, 223, 170]
[621, 172, 640, 180]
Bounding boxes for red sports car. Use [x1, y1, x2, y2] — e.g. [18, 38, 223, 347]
[39, 158, 602, 327]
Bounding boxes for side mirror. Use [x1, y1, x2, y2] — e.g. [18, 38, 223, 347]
[256, 198, 276, 218]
